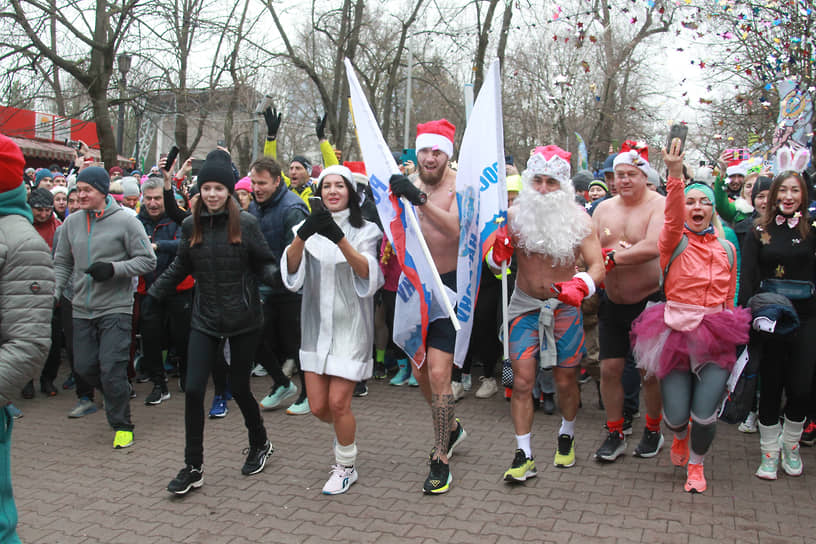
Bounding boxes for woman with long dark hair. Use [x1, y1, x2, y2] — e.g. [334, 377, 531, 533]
[739, 163, 816, 481]
[148, 149, 279, 495]
[282, 165, 383, 495]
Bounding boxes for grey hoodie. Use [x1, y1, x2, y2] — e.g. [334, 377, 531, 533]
[54, 195, 156, 319]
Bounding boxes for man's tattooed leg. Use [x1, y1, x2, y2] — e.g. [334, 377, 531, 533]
[432, 393, 455, 460]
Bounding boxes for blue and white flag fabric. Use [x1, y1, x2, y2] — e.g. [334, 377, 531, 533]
[344, 58, 453, 368]
[454, 59, 507, 367]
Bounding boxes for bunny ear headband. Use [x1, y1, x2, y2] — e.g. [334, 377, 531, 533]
[775, 145, 811, 175]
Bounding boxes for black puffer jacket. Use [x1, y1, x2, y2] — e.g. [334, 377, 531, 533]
[148, 208, 279, 337]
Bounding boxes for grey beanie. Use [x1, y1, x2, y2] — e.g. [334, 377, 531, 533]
[121, 176, 141, 198]
[77, 166, 111, 196]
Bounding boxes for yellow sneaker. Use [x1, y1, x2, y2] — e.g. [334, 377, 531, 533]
[113, 430, 134, 449]
[554, 434, 575, 468]
[503, 449, 537, 482]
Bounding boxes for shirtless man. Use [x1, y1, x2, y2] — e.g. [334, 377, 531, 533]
[389, 119, 465, 494]
[489, 146, 604, 479]
[592, 141, 666, 462]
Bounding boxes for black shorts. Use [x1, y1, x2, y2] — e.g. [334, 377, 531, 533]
[426, 271, 457, 354]
[598, 290, 663, 360]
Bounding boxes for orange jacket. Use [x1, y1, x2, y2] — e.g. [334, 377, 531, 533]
[659, 176, 735, 309]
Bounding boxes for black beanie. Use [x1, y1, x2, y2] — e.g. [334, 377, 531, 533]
[752, 176, 773, 206]
[28, 187, 54, 208]
[291, 155, 312, 172]
[77, 166, 110, 196]
[197, 149, 236, 193]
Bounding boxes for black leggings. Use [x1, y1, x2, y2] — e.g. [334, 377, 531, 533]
[758, 314, 816, 426]
[184, 329, 266, 467]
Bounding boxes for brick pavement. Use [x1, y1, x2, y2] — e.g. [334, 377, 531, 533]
[10, 369, 816, 543]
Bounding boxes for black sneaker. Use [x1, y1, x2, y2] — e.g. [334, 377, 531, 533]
[447, 418, 468, 458]
[578, 368, 592, 384]
[595, 430, 626, 462]
[145, 383, 170, 406]
[353, 381, 368, 397]
[128, 381, 136, 399]
[541, 393, 555, 415]
[241, 441, 273, 475]
[167, 465, 203, 495]
[135, 372, 151, 384]
[801, 421, 816, 447]
[633, 428, 664, 458]
[423, 456, 452, 494]
[373, 362, 387, 379]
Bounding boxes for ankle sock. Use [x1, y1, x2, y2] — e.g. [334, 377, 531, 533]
[688, 451, 704, 465]
[607, 418, 624, 436]
[376, 348, 385, 363]
[516, 433, 532, 458]
[646, 414, 662, 432]
[559, 418, 575, 437]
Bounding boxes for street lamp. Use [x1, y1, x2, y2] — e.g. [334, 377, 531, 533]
[117, 53, 132, 156]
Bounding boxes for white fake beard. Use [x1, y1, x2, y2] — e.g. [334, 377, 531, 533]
[510, 186, 591, 266]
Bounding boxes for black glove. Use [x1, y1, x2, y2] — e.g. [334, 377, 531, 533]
[389, 174, 426, 206]
[319, 218, 345, 244]
[315, 114, 327, 140]
[297, 208, 333, 241]
[85, 261, 114, 281]
[263, 107, 282, 139]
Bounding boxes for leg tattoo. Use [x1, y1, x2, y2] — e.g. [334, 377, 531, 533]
[432, 393, 455, 459]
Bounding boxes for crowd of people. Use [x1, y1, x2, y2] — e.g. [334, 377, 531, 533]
[1, 106, 815, 541]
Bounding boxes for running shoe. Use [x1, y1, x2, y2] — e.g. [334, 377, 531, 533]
[451, 381, 464, 402]
[801, 421, 816, 447]
[738, 411, 758, 433]
[144, 383, 170, 406]
[755, 452, 779, 480]
[389, 364, 411, 386]
[167, 465, 203, 495]
[474, 377, 498, 399]
[322, 464, 358, 495]
[353, 381, 368, 397]
[633, 428, 664, 458]
[241, 441, 273, 475]
[578, 368, 592, 384]
[684, 463, 707, 493]
[595, 431, 626, 462]
[250, 364, 268, 377]
[423, 456, 452, 494]
[447, 418, 467, 458]
[113, 430, 134, 449]
[408, 374, 419, 387]
[373, 362, 387, 380]
[503, 449, 537, 482]
[780, 438, 803, 476]
[208, 395, 228, 418]
[68, 397, 97, 418]
[286, 397, 311, 415]
[260, 382, 297, 410]
[554, 434, 576, 468]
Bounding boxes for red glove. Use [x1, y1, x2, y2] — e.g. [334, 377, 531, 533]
[601, 248, 616, 273]
[552, 274, 592, 307]
[490, 225, 514, 266]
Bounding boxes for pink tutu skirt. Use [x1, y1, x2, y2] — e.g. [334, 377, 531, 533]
[630, 303, 751, 379]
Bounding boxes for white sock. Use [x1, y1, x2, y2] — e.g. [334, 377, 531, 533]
[335, 441, 358, 467]
[675, 428, 688, 440]
[516, 433, 532, 458]
[689, 451, 704, 465]
[559, 417, 575, 437]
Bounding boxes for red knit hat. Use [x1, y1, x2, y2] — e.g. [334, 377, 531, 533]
[0, 134, 25, 193]
[416, 119, 456, 158]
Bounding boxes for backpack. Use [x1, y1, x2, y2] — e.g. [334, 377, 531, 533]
[661, 234, 735, 285]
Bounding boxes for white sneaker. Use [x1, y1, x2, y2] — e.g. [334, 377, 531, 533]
[282, 359, 297, 378]
[475, 377, 498, 399]
[462, 373, 472, 392]
[322, 464, 358, 495]
[250, 364, 268, 377]
[739, 412, 758, 433]
[451, 381, 464, 402]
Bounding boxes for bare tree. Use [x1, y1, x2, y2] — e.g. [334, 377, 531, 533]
[1, 0, 142, 167]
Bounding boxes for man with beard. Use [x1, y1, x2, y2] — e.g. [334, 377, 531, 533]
[389, 119, 466, 494]
[592, 141, 666, 462]
[489, 146, 604, 478]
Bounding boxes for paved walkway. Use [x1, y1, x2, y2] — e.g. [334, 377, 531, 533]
[10, 369, 816, 543]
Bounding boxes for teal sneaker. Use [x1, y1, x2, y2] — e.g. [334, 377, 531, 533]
[260, 382, 297, 410]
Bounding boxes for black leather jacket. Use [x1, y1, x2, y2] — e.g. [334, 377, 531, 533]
[149, 208, 279, 336]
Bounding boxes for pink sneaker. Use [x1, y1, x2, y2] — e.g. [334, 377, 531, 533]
[684, 463, 706, 493]
[671, 435, 689, 467]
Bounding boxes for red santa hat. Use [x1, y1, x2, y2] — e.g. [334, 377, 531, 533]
[0, 134, 25, 193]
[726, 160, 747, 178]
[612, 140, 652, 177]
[416, 119, 456, 158]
